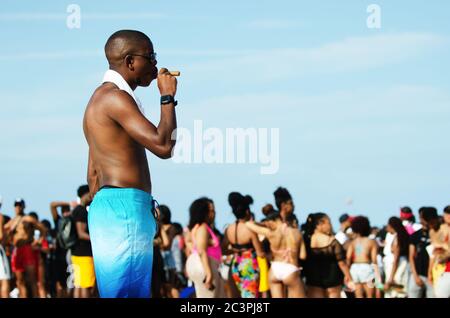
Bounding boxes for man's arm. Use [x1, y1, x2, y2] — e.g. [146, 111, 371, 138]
[22, 216, 47, 236]
[4, 216, 20, 234]
[108, 91, 176, 159]
[108, 69, 177, 159]
[75, 222, 90, 241]
[50, 201, 70, 223]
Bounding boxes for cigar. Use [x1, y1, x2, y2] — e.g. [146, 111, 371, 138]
[169, 71, 180, 76]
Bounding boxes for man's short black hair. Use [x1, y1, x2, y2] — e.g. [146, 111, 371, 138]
[105, 30, 152, 68]
[418, 206, 427, 215]
[77, 184, 90, 198]
[400, 206, 413, 214]
[444, 205, 450, 214]
[420, 207, 438, 222]
[28, 211, 39, 221]
[172, 222, 183, 236]
[41, 219, 52, 231]
[339, 213, 350, 223]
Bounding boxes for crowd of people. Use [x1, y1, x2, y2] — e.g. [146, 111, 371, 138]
[0, 186, 449, 298]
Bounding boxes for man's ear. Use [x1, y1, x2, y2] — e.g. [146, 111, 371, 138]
[124, 55, 134, 71]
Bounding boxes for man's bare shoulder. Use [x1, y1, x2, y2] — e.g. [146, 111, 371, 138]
[88, 83, 136, 111]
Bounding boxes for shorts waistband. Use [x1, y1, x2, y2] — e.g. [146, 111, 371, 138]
[94, 187, 153, 202]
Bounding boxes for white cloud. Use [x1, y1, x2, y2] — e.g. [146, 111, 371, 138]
[0, 49, 257, 61]
[179, 84, 450, 139]
[2, 32, 444, 68]
[184, 32, 448, 81]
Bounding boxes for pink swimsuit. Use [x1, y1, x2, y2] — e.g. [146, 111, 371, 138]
[192, 223, 222, 262]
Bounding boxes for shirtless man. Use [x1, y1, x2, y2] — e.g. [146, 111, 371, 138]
[346, 216, 381, 298]
[4, 199, 46, 298]
[83, 30, 177, 298]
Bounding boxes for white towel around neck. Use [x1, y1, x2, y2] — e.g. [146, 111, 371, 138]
[102, 69, 145, 114]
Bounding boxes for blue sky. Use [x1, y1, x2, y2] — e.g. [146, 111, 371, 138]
[0, 0, 449, 231]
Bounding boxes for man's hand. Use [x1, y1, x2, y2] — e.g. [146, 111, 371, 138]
[157, 68, 177, 97]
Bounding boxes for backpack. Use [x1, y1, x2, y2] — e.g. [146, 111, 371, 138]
[56, 216, 78, 250]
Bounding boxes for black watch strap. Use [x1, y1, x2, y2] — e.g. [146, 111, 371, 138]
[161, 95, 178, 106]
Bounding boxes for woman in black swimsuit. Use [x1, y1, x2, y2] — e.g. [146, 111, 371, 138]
[303, 213, 354, 298]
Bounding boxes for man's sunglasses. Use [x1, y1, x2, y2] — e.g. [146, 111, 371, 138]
[128, 52, 157, 63]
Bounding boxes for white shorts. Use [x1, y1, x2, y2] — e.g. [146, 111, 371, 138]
[435, 272, 450, 298]
[0, 245, 11, 281]
[383, 256, 410, 298]
[185, 253, 225, 298]
[350, 263, 375, 284]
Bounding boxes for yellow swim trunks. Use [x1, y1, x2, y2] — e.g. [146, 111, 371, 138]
[257, 256, 270, 292]
[71, 256, 96, 288]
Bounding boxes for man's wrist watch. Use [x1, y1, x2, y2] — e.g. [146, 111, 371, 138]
[160, 95, 178, 106]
